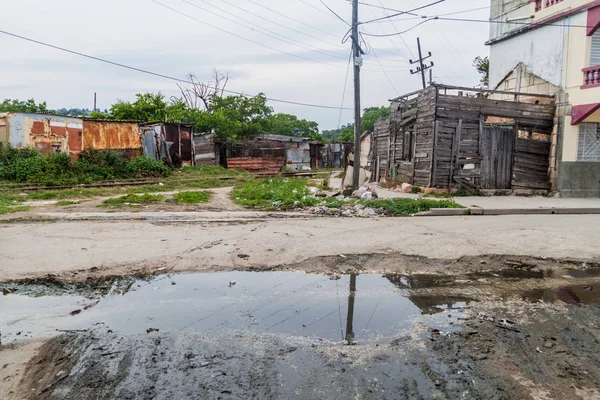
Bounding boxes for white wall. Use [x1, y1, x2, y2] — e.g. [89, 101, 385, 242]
[489, 22, 566, 88]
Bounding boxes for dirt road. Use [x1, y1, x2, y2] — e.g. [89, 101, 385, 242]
[2, 213, 600, 400]
[1, 214, 599, 282]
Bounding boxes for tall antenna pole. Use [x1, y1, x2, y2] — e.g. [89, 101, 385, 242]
[352, 0, 362, 190]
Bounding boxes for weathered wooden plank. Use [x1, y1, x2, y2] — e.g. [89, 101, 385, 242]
[437, 95, 555, 116]
[511, 178, 551, 190]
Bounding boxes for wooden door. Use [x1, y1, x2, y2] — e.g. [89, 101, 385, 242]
[480, 125, 515, 189]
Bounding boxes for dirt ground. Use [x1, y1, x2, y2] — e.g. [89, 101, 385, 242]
[4, 280, 600, 400]
[2, 212, 600, 399]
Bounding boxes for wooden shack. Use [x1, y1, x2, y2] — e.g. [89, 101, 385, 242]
[369, 84, 556, 190]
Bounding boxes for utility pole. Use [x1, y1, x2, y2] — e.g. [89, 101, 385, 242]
[409, 38, 434, 90]
[93, 92, 97, 112]
[351, 0, 363, 190]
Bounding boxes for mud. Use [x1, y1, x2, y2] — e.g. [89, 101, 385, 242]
[3, 269, 600, 399]
[2, 253, 598, 294]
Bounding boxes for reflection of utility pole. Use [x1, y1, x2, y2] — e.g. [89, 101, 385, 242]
[345, 274, 357, 345]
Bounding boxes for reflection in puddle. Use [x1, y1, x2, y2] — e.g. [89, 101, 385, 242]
[1, 270, 599, 345]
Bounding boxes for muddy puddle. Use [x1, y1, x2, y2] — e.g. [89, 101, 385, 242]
[2, 270, 599, 346]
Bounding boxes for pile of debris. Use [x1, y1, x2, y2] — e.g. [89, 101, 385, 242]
[309, 203, 380, 218]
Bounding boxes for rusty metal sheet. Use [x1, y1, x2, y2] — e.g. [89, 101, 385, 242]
[228, 157, 284, 174]
[83, 120, 141, 151]
[8, 114, 83, 159]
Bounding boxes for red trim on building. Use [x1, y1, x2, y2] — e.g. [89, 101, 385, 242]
[587, 5, 600, 35]
[571, 103, 600, 125]
[530, 0, 600, 30]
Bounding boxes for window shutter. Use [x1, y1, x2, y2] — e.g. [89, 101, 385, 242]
[591, 30, 600, 66]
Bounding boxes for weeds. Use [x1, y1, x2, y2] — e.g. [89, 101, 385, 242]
[0, 205, 30, 214]
[232, 178, 318, 208]
[101, 193, 164, 208]
[0, 192, 28, 214]
[0, 144, 170, 186]
[173, 191, 210, 204]
[232, 178, 464, 215]
[365, 198, 462, 215]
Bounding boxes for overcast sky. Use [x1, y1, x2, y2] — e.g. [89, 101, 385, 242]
[0, 0, 490, 131]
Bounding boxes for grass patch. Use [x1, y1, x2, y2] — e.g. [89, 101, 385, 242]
[173, 191, 210, 204]
[365, 198, 463, 215]
[232, 178, 318, 208]
[54, 200, 79, 206]
[101, 193, 164, 208]
[232, 178, 464, 215]
[0, 192, 28, 214]
[0, 205, 30, 214]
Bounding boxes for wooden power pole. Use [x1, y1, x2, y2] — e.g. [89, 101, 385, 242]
[351, 0, 362, 190]
[410, 38, 434, 90]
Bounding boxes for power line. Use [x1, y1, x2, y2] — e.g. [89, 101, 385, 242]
[180, 0, 349, 62]
[217, 0, 346, 51]
[360, 18, 437, 37]
[245, 0, 341, 39]
[360, 0, 445, 25]
[337, 51, 353, 128]
[318, 0, 351, 26]
[374, 5, 491, 23]
[0, 29, 353, 111]
[162, 0, 406, 72]
[343, 0, 418, 15]
[370, 46, 399, 95]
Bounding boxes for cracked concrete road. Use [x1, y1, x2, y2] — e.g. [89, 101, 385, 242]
[1, 214, 600, 281]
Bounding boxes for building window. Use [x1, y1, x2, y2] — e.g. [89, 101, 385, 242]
[591, 30, 600, 66]
[578, 123, 600, 161]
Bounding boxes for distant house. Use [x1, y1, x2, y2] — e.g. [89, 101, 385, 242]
[487, 0, 600, 197]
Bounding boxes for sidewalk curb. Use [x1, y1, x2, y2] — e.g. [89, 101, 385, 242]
[415, 208, 600, 217]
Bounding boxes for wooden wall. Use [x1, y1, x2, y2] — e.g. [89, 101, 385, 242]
[370, 85, 556, 191]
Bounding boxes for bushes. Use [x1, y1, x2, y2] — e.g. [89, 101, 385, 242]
[0, 143, 171, 185]
[125, 156, 170, 178]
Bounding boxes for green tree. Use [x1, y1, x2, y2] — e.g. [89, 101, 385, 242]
[473, 56, 489, 87]
[0, 99, 48, 113]
[334, 106, 390, 142]
[269, 113, 319, 138]
[109, 93, 170, 121]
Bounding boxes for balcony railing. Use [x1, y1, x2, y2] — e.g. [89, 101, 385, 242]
[582, 65, 600, 88]
[534, 0, 564, 12]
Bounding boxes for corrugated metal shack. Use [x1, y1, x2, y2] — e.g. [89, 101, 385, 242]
[140, 122, 195, 167]
[192, 132, 219, 166]
[226, 134, 311, 174]
[309, 142, 351, 170]
[369, 84, 556, 190]
[0, 112, 83, 158]
[82, 119, 142, 158]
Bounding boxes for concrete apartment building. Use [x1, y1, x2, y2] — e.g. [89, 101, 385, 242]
[488, 0, 600, 197]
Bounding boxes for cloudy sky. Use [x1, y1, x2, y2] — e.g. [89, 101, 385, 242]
[0, 0, 489, 131]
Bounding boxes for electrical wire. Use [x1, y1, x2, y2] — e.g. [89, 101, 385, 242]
[360, 0, 445, 25]
[343, 0, 418, 15]
[360, 18, 438, 37]
[374, 5, 491, 23]
[0, 29, 353, 110]
[374, 0, 416, 59]
[180, 0, 349, 62]
[337, 51, 353, 128]
[152, 0, 364, 72]
[318, 0, 351, 26]
[246, 0, 341, 39]
[218, 0, 346, 50]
